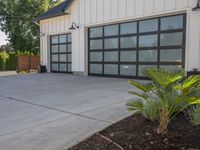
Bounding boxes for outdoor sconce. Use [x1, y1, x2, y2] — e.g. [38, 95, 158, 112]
[69, 22, 79, 30]
[192, 0, 200, 11]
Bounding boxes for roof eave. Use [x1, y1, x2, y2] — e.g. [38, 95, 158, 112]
[33, 12, 70, 23]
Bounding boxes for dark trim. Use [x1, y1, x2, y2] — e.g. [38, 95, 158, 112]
[88, 13, 186, 79]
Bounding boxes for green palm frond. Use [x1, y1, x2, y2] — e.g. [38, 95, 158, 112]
[181, 75, 200, 94]
[128, 80, 153, 92]
[126, 98, 144, 113]
[128, 91, 148, 99]
[143, 67, 185, 88]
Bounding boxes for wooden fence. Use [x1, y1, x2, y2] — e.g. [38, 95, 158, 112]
[17, 55, 40, 72]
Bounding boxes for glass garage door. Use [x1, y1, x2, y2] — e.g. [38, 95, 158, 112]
[88, 14, 186, 78]
[50, 34, 72, 73]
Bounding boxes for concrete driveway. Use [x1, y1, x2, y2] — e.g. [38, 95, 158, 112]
[0, 73, 132, 150]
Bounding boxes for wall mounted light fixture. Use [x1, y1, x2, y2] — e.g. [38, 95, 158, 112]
[69, 22, 79, 30]
[192, 0, 200, 11]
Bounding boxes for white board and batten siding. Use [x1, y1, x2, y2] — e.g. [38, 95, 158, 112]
[40, 0, 200, 74]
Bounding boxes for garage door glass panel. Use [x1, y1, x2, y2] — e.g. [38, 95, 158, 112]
[104, 38, 119, 49]
[120, 51, 136, 62]
[68, 44, 72, 52]
[120, 65, 136, 76]
[52, 63, 59, 71]
[104, 25, 119, 36]
[120, 22, 137, 35]
[59, 35, 67, 43]
[139, 35, 158, 47]
[139, 19, 158, 33]
[68, 64, 72, 72]
[160, 49, 182, 62]
[138, 65, 157, 76]
[104, 51, 118, 62]
[104, 64, 118, 75]
[51, 45, 58, 53]
[68, 34, 72, 43]
[90, 39, 103, 50]
[90, 64, 102, 74]
[139, 50, 157, 62]
[90, 27, 103, 38]
[68, 54, 72, 62]
[120, 36, 137, 48]
[60, 64, 67, 72]
[52, 55, 59, 62]
[60, 54, 67, 62]
[160, 32, 182, 46]
[90, 52, 103, 62]
[51, 36, 58, 44]
[161, 15, 183, 30]
[60, 45, 67, 53]
[160, 65, 181, 71]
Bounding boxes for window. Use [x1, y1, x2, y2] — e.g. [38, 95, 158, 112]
[90, 64, 102, 74]
[120, 51, 137, 62]
[120, 65, 136, 76]
[90, 39, 103, 50]
[120, 36, 137, 48]
[104, 38, 119, 49]
[90, 52, 103, 62]
[160, 32, 183, 46]
[51, 36, 58, 44]
[120, 22, 137, 35]
[104, 52, 118, 62]
[90, 27, 103, 38]
[160, 49, 182, 62]
[104, 64, 118, 75]
[161, 15, 183, 30]
[139, 50, 157, 62]
[139, 19, 158, 33]
[59, 35, 67, 43]
[139, 35, 158, 47]
[88, 14, 185, 78]
[104, 25, 119, 36]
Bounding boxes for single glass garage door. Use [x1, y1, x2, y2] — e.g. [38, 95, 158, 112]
[88, 14, 186, 78]
[50, 33, 72, 73]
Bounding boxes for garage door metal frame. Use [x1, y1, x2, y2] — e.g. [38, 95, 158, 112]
[88, 13, 186, 79]
[50, 33, 72, 74]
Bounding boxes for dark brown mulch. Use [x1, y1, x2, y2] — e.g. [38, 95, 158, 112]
[69, 114, 200, 150]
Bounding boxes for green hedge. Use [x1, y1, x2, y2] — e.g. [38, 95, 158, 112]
[0, 52, 17, 71]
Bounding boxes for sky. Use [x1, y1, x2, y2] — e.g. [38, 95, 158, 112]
[0, 30, 8, 46]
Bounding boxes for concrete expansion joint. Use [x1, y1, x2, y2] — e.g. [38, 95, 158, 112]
[0, 95, 112, 125]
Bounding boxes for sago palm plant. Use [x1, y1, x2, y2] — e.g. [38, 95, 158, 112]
[126, 67, 200, 135]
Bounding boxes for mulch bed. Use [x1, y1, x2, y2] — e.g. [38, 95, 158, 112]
[69, 114, 200, 150]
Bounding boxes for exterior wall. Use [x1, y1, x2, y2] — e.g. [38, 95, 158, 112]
[40, 0, 200, 74]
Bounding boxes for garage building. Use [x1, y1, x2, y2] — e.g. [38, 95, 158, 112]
[34, 0, 200, 79]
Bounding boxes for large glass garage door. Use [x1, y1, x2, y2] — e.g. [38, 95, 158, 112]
[50, 33, 72, 73]
[88, 14, 186, 78]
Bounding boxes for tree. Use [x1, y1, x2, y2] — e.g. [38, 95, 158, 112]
[0, 0, 64, 52]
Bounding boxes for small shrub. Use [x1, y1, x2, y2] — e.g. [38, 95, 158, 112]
[127, 96, 160, 122]
[190, 105, 200, 125]
[0, 50, 9, 70]
[127, 67, 200, 135]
